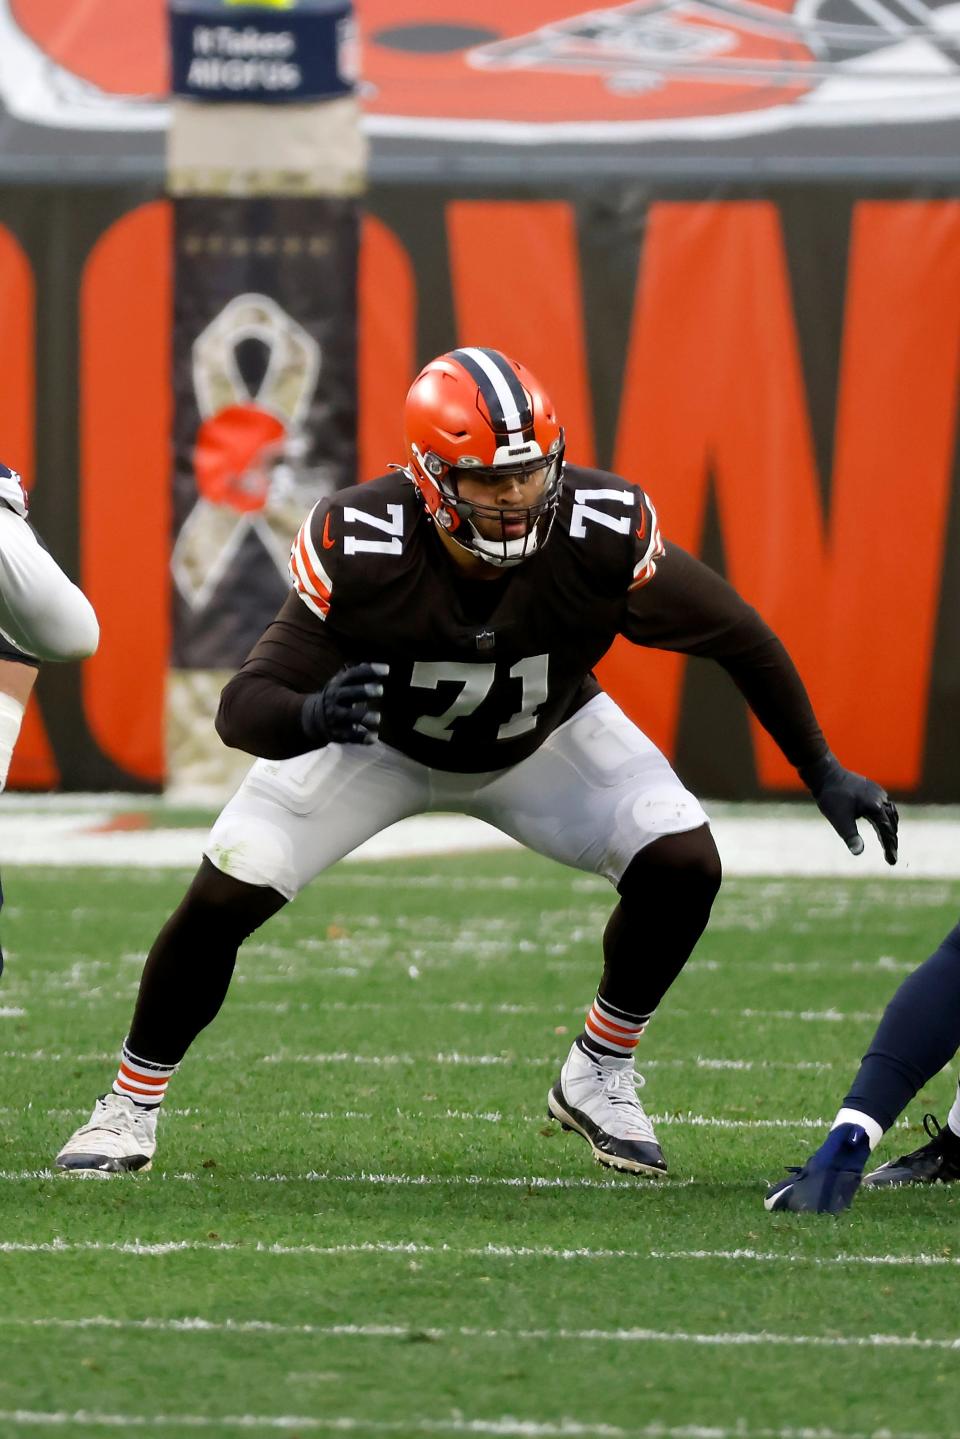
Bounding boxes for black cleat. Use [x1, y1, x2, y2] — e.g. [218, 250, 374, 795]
[863, 1113, 960, 1189]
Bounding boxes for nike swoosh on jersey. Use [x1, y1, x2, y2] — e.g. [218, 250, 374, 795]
[322, 514, 335, 549]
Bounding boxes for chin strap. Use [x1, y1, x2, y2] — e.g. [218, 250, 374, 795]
[470, 528, 539, 568]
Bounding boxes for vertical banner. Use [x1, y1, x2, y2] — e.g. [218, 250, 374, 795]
[172, 197, 357, 667]
[167, 0, 365, 794]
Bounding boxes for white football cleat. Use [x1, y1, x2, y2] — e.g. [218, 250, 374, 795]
[55, 1093, 158, 1175]
[547, 1041, 667, 1175]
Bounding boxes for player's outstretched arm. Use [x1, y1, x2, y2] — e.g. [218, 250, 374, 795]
[623, 542, 897, 864]
[799, 751, 898, 865]
[0, 500, 99, 663]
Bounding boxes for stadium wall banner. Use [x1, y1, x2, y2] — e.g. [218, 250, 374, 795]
[4, 0, 960, 181]
[166, 0, 364, 793]
[0, 182, 958, 799]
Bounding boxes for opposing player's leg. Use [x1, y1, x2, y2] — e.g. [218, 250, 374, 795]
[55, 860, 285, 1174]
[765, 921, 960, 1213]
[471, 693, 720, 1174]
[56, 741, 429, 1174]
[0, 494, 96, 982]
[0, 653, 41, 980]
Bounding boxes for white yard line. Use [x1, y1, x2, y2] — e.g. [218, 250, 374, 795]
[0, 1239, 949, 1266]
[0, 1050, 838, 1071]
[0, 1170, 688, 1190]
[258, 1054, 833, 1072]
[650, 1249, 960, 1266]
[0, 1416, 952, 1439]
[0, 1052, 118, 1063]
[29, 997, 885, 1025]
[5, 1316, 960, 1352]
[0, 809, 957, 876]
[0, 1106, 889, 1131]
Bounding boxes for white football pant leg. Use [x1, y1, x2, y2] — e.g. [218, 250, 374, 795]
[204, 741, 431, 900]
[469, 692, 710, 884]
[0, 508, 99, 661]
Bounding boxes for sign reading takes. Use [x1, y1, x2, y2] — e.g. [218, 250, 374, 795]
[170, 0, 355, 102]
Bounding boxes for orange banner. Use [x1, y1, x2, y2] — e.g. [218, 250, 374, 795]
[2, 187, 958, 794]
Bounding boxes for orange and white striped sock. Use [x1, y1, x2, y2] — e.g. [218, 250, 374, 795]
[112, 1041, 177, 1109]
[579, 993, 650, 1060]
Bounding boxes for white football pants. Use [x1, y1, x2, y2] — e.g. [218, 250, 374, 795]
[205, 692, 710, 900]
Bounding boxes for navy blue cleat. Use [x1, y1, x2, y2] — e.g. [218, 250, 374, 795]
[764, 1122, 871, 1214]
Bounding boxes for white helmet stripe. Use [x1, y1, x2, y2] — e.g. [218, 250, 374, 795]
[454, 346, 532, 444]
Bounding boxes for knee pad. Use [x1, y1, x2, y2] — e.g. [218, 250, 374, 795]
[629, 784, 710, 840]
[205, 812, 299, 901]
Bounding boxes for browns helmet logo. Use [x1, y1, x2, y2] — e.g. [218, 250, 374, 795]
[363, 0, 960, 137]
[3, 0, 960, 138]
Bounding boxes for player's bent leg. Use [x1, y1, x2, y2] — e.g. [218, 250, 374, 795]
[474, 694, 717, 1175]
[126, 859, 288, 1062]
[546, 827, 721, 1175]
[55, 861, 286, 1175]
[56, 742, 428, 1175]
[603, 826, 722, 1017]
[0, 657, 40, 979]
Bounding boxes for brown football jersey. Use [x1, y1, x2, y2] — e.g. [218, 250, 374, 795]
[283, 466, 661, 772]
[217, 464, 826, 774]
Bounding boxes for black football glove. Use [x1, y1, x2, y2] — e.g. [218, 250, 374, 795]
[800, 751, 898, 866]
[301, 662, 389, 747]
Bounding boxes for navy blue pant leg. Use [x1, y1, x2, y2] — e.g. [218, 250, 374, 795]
[842, 922, 960, 1131]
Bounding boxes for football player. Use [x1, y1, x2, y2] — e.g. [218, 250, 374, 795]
[53, 347, 897, 1176]
[0, 461, 100, 974]
[765, 922, 960, 1214]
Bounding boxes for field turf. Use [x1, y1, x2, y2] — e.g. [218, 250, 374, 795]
[1, 853, 959, 1437]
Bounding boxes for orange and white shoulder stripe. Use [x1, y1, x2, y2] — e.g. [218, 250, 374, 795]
[289, 502, 334, 621]
[630, 491, 665, 591]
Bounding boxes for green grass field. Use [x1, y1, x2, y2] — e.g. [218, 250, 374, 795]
[1, 854, 959, 1437]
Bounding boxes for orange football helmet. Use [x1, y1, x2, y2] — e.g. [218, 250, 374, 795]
[403, 346, 564, 567]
